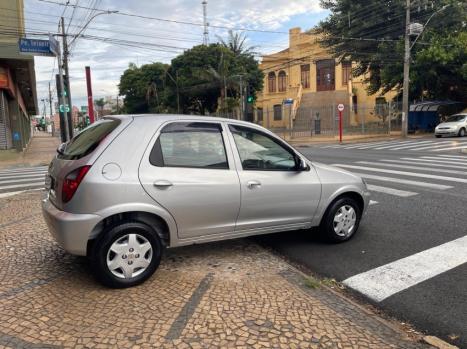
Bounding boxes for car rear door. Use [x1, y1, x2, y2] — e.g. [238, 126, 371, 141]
[139, 121, 241, 240]
[227, 124, 321, 232]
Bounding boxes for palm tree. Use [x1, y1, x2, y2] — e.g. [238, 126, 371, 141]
[218, 30, 257, 57]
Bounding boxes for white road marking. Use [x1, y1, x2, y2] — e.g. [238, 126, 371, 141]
[435, 154, 467, 159]
[383, 141, 438, 150]
[351, 172, 452, 190]
[369, 200, 378, 205]
[372, 140, 432, 150]
[0, 182, 44, 190]
[0, 166, 47, 174]
[401, 157, 467, 166]
[343, 235, 467, 302]
[0, 178, 46, 185]
[420, 156, 467, 163]
[0, 173, 46, 180]
[432, 145, 467, 152]
[333, 164, 467, 184]
[407, 142, 463, 151]
[352, 141, 410, 149]
[366, 184, 418, 197]
[0, 188, 43, 199]
[356, 161, 467, 176]
[340, 140, 401, 149]
[380, 159, 467, 170]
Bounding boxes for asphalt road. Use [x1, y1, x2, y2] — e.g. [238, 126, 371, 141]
[257, 137, 467, 348]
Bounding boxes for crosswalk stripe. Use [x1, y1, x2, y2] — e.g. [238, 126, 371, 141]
[401, 157, 467, 166]
[0, 178, 45, 185]
[0, 182, 44, 191]
[351, 172, 452, 190]
[379, 141, 437, 150]
[333, 164, 467, 184]
[0, 188, 42, 199]
[419, 156, 467, 164]
[366, 184, 417, 197]
[406, 142, 463, 151]
[356, 161, 467, 176]
[381, 159, 467, 170]
[350, 141, 409, 149]
[369, 200, 378, 205]
[435, 154, 467, 159]
[0, 173, 46, 180]
[336, 140, 400, 149]
[343, 235, 467, 302]
[432, 145, 467, 152]
[372, 140, 432, 150]
[0, 166, 47, 174]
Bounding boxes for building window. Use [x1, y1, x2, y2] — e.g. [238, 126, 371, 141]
[316, 59, 335, 91]
[278, 71, 287, 92]
[342, 61, 352, 86]
[268, 72, 276, 93]
[273, 104, 282, 120]
[300, 64, 310, 88]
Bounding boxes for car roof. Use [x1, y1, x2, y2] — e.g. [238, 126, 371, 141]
[107, 114, 263, 128]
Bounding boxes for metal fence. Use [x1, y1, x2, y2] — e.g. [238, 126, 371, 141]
[250, 102, 403, 140]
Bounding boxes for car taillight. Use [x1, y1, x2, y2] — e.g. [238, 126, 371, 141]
[62, 165, 91, 203]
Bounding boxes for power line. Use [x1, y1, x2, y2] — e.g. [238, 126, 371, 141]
[37, 0, 290, 34]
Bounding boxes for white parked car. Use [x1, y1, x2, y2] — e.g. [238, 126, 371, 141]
[435, 114, 467, 137]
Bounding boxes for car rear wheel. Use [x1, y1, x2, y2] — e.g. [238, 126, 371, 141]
[91, 222, 163, 288]
[459, 128, 466, 137]
[320, 197, 361, 243]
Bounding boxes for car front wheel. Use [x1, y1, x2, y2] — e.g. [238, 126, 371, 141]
[320, 197, 362, 243]
[91, 222, 163, 288]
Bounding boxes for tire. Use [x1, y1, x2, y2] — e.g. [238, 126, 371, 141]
[435, 135, 442, 138]
[91, 221, 163, 288]
[458, 128, 466, 137]
[320, 197, 362, 243]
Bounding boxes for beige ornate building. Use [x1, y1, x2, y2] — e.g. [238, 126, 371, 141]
[256, 27, 395, 130]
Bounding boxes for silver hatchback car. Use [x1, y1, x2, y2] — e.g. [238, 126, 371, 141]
[42, 115, 370, 288]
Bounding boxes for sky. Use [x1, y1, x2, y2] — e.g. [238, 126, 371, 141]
[23, 0, 329, 112]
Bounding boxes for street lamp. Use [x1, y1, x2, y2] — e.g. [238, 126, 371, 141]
[68, 10, 119, 47]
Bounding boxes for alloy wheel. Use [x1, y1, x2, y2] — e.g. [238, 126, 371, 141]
[333, 205, 357, 237]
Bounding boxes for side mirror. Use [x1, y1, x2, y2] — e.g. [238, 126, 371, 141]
[295, 156, 309, 171]
[57, 142, 66, 155]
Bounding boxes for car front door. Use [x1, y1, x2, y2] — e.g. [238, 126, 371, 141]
[139, 121, 240, 240]
[227, 124, 321, 232]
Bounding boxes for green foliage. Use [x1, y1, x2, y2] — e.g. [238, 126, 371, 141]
[118, 62, 169, 114]
[317, 0, 467, 102]
[117, 40, 263, 115]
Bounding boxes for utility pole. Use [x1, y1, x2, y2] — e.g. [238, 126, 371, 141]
[401, 0, 411, 138]
[85, 66, 95, 124]
[61, 16, 73, 140]
[202, 1, 209, 45]
[239, 75, 244, 120]
[57, 46, 70, 142]
[48, 82, 54, 137]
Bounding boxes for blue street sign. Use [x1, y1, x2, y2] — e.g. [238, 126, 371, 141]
[48, 34, 60, 56]
[283, 98, 294, 105]
[18, 38, 55, 57]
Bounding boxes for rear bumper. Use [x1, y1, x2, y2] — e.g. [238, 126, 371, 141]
[42, 196, 102, 256]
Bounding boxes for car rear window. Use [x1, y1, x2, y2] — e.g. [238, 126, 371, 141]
[58, 119, 120, 160]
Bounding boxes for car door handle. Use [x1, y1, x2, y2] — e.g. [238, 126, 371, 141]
[153, 180, 173, 188]
[247, 180, 261, 189]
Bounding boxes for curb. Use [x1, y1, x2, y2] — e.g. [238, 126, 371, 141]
[423, 336, 459, 349]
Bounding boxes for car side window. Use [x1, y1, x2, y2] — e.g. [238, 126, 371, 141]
[150, 122, 229, 169]
[229, 124, 297, 171]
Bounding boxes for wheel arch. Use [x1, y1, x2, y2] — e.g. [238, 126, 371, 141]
[86, 210, 174, 257]
[318, 190, 365, 226]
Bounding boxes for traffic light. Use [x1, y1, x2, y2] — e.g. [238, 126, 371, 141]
[246, 84, 254, 104]
[247, 95, 254, 104]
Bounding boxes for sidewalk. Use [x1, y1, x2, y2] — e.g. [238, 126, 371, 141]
[0, 131, 59, 169]
[0, 191, 440, 349]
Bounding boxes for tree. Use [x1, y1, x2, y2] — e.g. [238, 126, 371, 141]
[317, 0, 466, 102]
[166, 44, 263, 114]
[218, 30, 257, 57]
[118, 62, 169, 113]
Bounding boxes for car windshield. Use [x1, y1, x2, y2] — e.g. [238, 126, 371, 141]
[445, 114, 466, 122]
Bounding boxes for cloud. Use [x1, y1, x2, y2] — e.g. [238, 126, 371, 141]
[26, 0, 325, 109]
